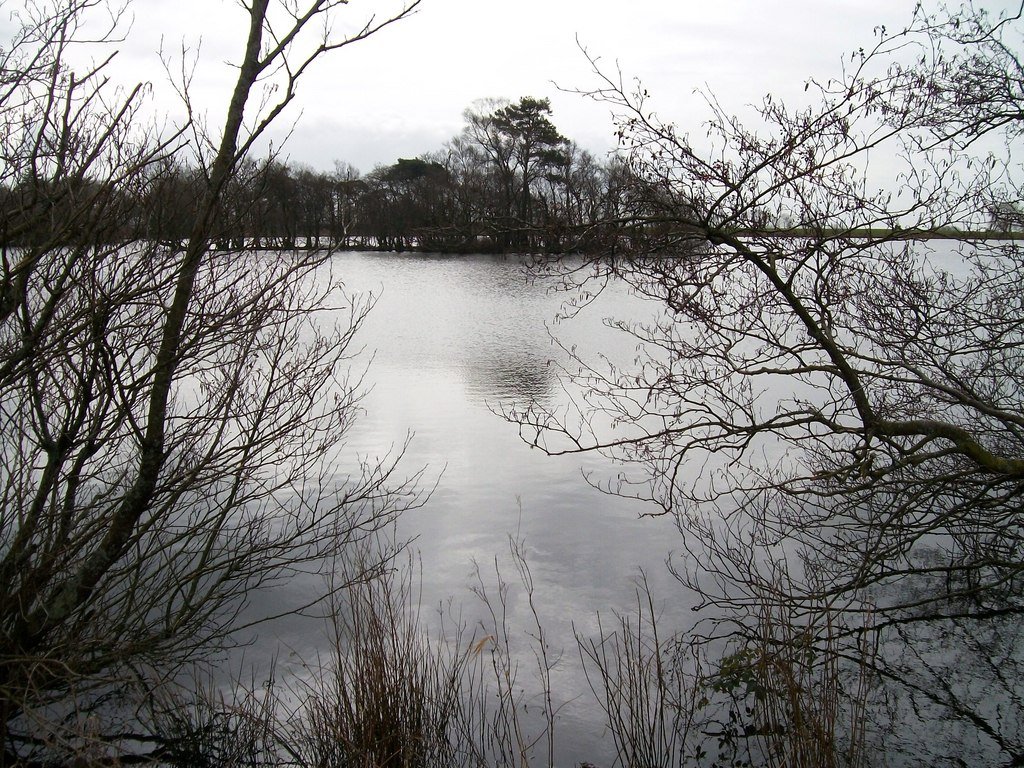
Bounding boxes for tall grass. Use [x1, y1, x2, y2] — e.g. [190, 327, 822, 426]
[465, 533, 564, 768]
[577, 575, 875, 768]
[152, 671, 282, 767]
[578, 572, 705, 768]
[731, 599, 874, 768]
[151, 545, 874, 768]
[284, 552, 474, 767]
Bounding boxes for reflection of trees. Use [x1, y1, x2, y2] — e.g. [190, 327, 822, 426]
[868, 613, 1024, 763]
[464, 347, 556, 405]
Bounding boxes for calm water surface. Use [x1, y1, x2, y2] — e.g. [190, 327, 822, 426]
[331, 252, 689, 762]
[251, 244, 992, 764]
[256, 243, 1008, 767]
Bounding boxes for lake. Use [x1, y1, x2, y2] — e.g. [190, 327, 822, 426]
[295, 251, 690, 764]
[237, 242, 1017, 767]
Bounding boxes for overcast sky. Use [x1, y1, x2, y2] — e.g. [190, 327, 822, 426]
[93, 0, 1017, 173]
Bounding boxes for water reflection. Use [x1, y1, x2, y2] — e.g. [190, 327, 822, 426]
[335, 253, 571, 393]
[466, 347, 556, 403]
[325, 251, 685, 765]
[319, 247, 1024, 767]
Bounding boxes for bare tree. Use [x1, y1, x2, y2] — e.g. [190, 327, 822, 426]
[513, 2, 1024, 762]
[0, 0, 421, 760]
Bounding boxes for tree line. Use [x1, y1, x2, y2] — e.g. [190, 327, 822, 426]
[1, 95, 662, 254]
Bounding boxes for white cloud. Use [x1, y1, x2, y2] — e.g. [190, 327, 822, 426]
[39, 0, 1021, 171]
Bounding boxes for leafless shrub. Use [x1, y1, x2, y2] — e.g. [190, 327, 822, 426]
[0, 0, 420, 760]
[578, 574, 704, 768]
[284, 550, 476, 768]
[511, 3, 1024, 762]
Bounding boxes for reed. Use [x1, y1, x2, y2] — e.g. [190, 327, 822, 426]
[284, 552, 476, 768]
[152, 544, 876, 767]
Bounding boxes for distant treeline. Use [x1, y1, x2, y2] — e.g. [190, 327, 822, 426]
[1, 97, 676, 254]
